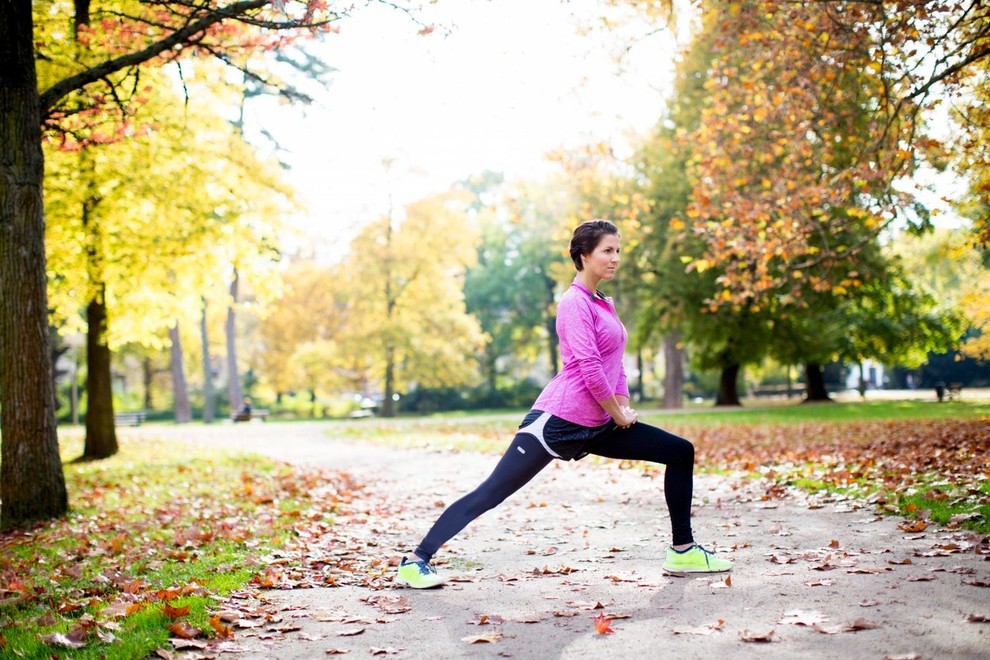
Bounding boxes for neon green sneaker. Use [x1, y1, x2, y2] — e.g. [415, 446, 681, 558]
[395, 556, 445, 589]
[662, 544, 733, 575]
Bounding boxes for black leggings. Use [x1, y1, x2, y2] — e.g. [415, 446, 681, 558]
[413, 422, 695, 563]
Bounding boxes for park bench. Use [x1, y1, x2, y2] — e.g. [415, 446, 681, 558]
[231, 409, 269, 422]
[114, 411, 147, 426]
[947, 383, 963, 400]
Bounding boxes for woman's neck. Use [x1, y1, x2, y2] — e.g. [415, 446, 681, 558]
[577, 271, 601, 294]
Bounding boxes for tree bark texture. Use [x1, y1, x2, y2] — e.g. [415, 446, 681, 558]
[200, 299, 215, 423]
[226, 273, 241, 412]
[803, 362, 832, 402]
[83, 296, 118, 458]
[715, 362, 742, 406]
[169, 323, 192, 423]
[662, 332, 685, 409]
[0, 0, 68, 527]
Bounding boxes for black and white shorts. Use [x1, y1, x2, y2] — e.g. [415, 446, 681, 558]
[516, 409, 617, 461]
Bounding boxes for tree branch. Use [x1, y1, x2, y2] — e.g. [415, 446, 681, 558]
[37, 0, 341, 116]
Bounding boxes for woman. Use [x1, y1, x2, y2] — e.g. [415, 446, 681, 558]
[396, 219, 732, 589]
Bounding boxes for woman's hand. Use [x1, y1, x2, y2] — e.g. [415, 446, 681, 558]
[615, 405, 637, 429]
[600, 395, 637, 428]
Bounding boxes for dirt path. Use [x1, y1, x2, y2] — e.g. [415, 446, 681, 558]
[129, 421, 989, 659]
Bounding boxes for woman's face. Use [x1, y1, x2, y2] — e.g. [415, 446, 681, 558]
[582, 233, 621, 281]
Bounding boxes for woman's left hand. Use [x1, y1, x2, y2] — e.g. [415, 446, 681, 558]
[617, 406, 637, 428]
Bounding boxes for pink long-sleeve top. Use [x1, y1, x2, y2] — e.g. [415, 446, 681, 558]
[532, 278, 629, 427]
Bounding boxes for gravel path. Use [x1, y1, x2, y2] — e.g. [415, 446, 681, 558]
[127, 420, 990, 659]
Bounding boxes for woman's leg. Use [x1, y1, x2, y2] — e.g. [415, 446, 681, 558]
[414, 433, 553, 562]
[586, 423, 695, 546]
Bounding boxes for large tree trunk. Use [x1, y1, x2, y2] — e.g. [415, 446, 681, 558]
[226, 272, 242, 412]
[715, 362, 742, 406]
[662, 332, 685, 409]
[83, 295, 118, 458]
[0, 1, 68, 528]
[169, 323, 192, 423]
[201, 298, 215, 423]
[803, 362, 832, 402]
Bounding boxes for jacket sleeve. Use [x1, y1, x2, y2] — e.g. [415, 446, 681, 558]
[557, 295, 614, 402]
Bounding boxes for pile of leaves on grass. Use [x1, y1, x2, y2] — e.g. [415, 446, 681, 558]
[680, 417, 990, 532]
[0, 437, 401, 658]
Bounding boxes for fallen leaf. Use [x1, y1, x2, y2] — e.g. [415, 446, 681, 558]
[209, 615, 234, 639]
[739, 628, 776, 643]
[593, 613, 615, 634]
[324, 648, 350, 654]
[163, 603, 190, 618]
[461, 632, 503, 644]
[845, 618, 880, 631]
[965, 613, 990, 623]
[167, 621, 201, 640]
[368, 647, 403, 655]
[673, 619, 725, 635]
[336, 628, 365, 637]
[803, 578, 836, 587]
[39, 632, 87, 649]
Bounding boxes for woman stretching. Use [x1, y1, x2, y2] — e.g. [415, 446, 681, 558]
[396, 219, 732, 588]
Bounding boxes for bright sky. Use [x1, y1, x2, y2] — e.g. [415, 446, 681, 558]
[243, 0, 685, 258]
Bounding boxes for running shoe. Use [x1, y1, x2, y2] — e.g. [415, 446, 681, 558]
[662, 544, 733, 575]
[395, 556, 445, 589]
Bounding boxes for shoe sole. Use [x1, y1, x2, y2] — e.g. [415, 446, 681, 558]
[394, 577, 445, 589]
[662, 568, 732, 576]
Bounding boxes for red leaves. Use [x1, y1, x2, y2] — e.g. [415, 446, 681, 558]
[593, 612, 615, 635]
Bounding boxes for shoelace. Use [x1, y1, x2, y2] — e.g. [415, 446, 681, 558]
[407, 560, 436, 576]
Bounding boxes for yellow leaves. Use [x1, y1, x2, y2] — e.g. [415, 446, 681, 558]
[692, 258, 712, 273]
[669, 217, 686, 231]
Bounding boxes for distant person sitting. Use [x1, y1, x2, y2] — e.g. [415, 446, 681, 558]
[234, 396, 253, 420]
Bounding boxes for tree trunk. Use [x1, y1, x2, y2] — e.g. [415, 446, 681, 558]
[662, 332, 685, 409]
[543, 275, 559, 375]
[715, 362, 742, 406]
[83, 295, 118, 458]
[142, 357, 154, 410]
[226, 272, 242, 412]
[0, 1, 68, 527]
[200, 298, 215, 423]
[50, 327, 69, 412]
[382, 348, 396, 417]
[803, 362, 832, 402]
[169, 323, 192, 423]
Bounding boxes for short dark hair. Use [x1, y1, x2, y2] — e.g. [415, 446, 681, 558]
[569, 219, 619, 271]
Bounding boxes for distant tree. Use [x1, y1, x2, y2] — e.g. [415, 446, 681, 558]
[341, 192, 485, 417]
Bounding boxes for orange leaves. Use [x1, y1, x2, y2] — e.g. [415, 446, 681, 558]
[167, 621, 201, 640]
[162, 603, 190, 618]
[593, 612, 615, 634]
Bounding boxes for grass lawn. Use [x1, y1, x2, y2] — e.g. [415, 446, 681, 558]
[0, 435, 344, 659]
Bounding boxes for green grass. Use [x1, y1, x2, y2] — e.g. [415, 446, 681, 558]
[638, 397, 990, 427]
[0, 436, 328, 659]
